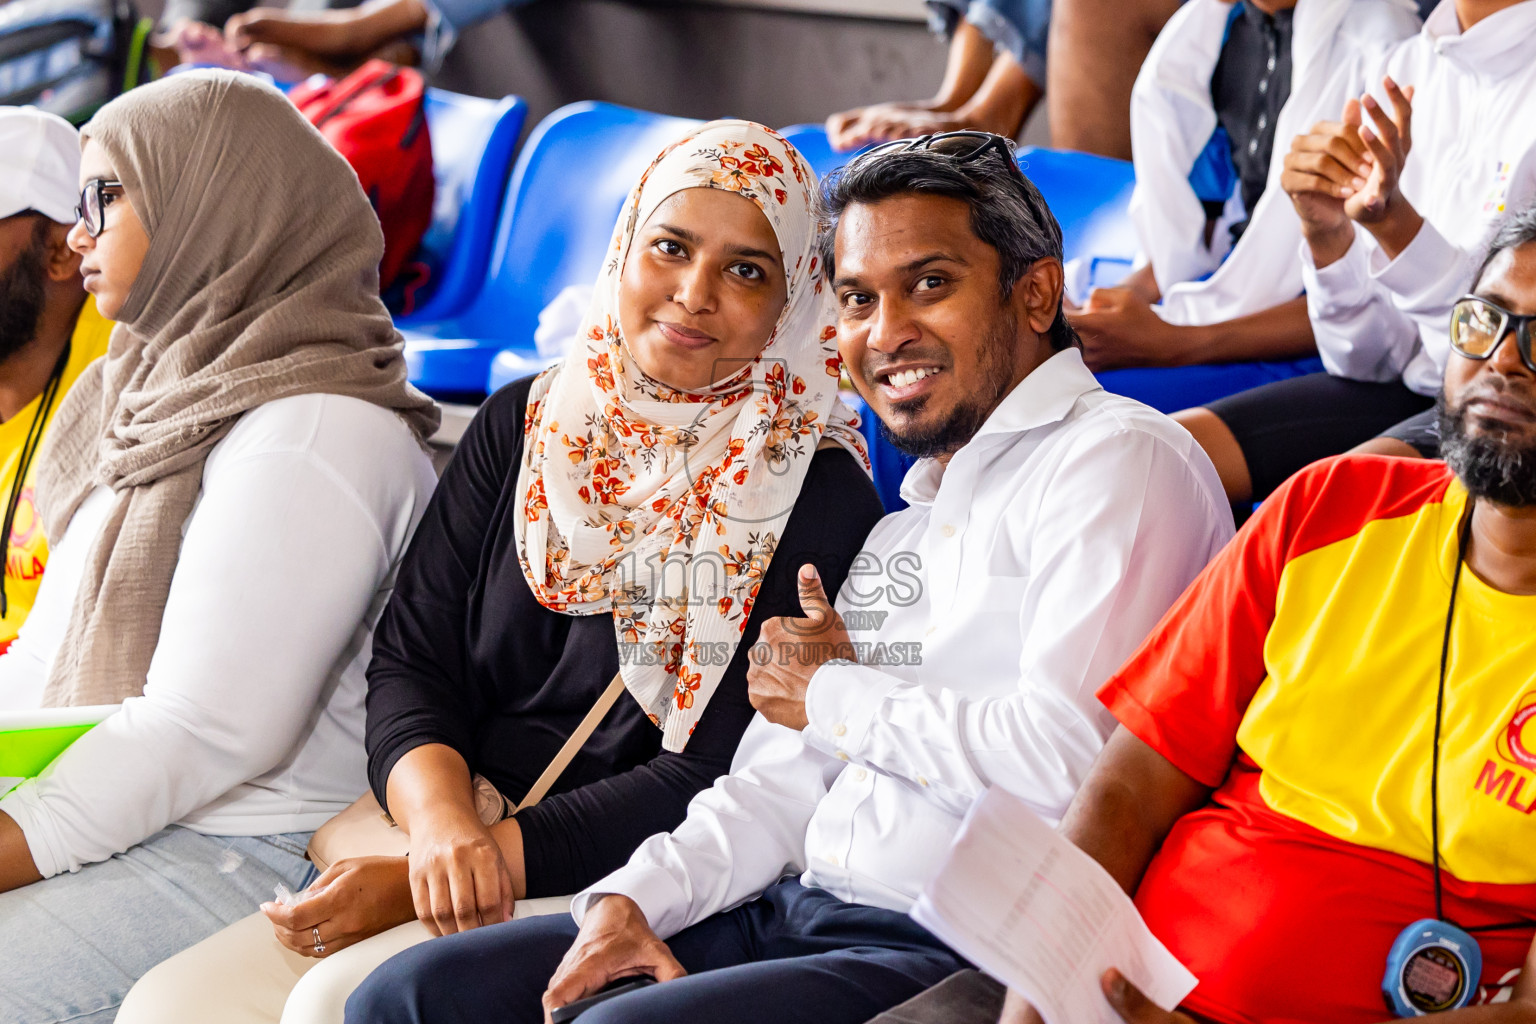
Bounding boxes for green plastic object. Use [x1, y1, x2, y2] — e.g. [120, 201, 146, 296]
[0, 722, 101, 778]
[0, 707, 116, 790]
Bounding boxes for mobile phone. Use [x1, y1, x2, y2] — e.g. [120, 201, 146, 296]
[548, 976, 658, 1023]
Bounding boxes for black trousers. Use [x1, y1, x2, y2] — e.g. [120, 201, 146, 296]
[345, 880, 969, 1024]
[1205, 372, 1436, 500]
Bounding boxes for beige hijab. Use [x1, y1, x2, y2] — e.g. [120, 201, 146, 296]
[34, 70, 439, 707]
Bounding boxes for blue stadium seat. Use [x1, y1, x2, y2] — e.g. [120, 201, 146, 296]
[1015, 146, 1139, 292]
[405, 101, 701, 399]
[778, 122, 860, 182]
[395, 89, 527, 325]
[1018, 147, 1323, 413]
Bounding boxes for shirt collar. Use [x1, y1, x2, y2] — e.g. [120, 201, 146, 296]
[1237, 2, 1293, 34]
[1424, 0, 1536, 78]
[899, 347, 1103, 506]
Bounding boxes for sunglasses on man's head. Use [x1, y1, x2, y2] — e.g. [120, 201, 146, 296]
[74, 178, 123, 239]
[862, 131, 1018, 167]
[1449, 294, 1536, 374]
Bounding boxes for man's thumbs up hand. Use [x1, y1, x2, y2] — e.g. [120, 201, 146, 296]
[748, 564, 854, 731]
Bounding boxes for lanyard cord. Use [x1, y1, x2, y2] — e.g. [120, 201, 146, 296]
[0, 338, 71, 619]
[1431, 498, 1536, 936]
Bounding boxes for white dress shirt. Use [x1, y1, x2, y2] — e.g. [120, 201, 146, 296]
[573, 349, 1233, 938]
[1303, 0, 1536, 396]
[0, 394, 437, 878]
[1130, 0, 1418, 325]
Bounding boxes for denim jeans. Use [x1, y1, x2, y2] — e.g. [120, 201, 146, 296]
[0, 825, 316, 1024]
[927, 0, 1052, 84]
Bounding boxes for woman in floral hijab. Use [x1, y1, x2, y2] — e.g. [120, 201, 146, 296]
[119, 120, 881, 1024]
[517, 120, 870, 751]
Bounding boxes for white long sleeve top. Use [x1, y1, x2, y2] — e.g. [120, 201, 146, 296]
[572, 350, 1234, 938]
[1303, 0, 1536, 396]
[1130, 0, 1419, 326]
[0, 394, 437, 878]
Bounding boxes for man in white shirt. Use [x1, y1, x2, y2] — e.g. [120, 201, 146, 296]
[1071, 0, 1417, 371]
[1176, 0, 1536, 508]
[343, 132, 1234, 1024]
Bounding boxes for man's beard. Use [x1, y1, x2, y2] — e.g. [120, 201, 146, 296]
[880, 311, 1021, 460]
[0, 223, 49, 365]
[1438, 389, 1536, 507]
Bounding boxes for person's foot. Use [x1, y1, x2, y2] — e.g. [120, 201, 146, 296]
[226, 7, 362, 59]
[827, 99, 945, 151]
[154, 18, 254, 71]
[832, 105, 1026, 152]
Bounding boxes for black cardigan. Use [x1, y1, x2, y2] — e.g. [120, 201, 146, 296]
[364, 376, 884, 896]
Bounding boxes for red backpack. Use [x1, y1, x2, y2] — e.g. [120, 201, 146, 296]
[291, 60, 434, 291]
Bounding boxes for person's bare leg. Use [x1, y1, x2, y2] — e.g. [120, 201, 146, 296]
[1350, 436, 1422, 459]
[828, 22, 994, 151]
[1047, 0, 1182, 158]
[1175, 407, 1253, 504]
[847, 50, 1041, 149]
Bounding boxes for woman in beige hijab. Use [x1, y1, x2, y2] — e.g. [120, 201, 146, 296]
[0, 70, 439, 1024]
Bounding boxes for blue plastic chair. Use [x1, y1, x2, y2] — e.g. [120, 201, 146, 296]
[395, 89, 527, 326]
[1015, 146, 1140, 291]
[462, 102, 704, 396]
[778, 122, 864, 183]
[1018, 147, 1323, 412]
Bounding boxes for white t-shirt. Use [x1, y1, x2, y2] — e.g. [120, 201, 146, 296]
[0, 393, 437, 878]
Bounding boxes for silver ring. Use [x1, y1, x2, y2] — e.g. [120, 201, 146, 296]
[312, 926, 326, 955]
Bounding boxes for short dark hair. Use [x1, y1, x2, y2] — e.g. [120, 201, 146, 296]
[1473, 204, 1536, 289]
[816, 137, 1079, 351]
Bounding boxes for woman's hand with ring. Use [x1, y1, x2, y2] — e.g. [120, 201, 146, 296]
[260, 855, 416, 958]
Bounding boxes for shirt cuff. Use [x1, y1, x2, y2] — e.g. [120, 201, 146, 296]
[1371, 219, 1469, 312]
[571, 862, 694, 940]
[0, 779, 62, 879]
[802, 660, 896, 764]
[1300, 233, 1375, 319]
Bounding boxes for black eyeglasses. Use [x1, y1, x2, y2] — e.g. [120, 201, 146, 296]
[862, 130, 1017, 167]
[1449, 294, 1536, 373]
[74, 178, 123, 238]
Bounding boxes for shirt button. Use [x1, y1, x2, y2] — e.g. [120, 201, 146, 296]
[1266, 55, 1276, 71]
[836, 751, 849, 761]
[826, 854, 840, 867]
[1248, 139, 1259, 155]
[856, 768, 869, 782]
[833, 723, 847, 737]
[1257, 114, 1267, 131]
[1258, 78, 1268, 94]
[917, 775, 930, 787]
[940, 524, 956, 538]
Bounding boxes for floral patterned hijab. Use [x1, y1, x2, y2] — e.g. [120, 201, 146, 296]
[515, 119, 869, 752]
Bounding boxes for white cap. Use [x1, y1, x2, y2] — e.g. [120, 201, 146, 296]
[0, 107, 81, 225]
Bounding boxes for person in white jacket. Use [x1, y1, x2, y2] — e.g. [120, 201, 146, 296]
[1068, 0, 1418, 375]
[1177, 0, 1536, 506]
[0, 72, 439, 1024]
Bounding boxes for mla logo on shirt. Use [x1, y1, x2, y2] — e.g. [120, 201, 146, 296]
[4, 486, 44, 583]
[1497, 692, 1536, 772]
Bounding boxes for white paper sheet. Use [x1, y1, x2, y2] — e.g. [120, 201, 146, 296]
[911, 787, 1198, 1024]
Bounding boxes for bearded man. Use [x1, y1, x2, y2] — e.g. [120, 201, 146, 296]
[888, 202, 1536, 1024]
[0, 108, 112, 658]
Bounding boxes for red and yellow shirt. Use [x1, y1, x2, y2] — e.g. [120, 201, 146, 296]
[0, 298, 112, 652]
[1100, 454, 1536, 1024]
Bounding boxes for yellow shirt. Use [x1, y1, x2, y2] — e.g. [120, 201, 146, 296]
[0, 298, 113, 651]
